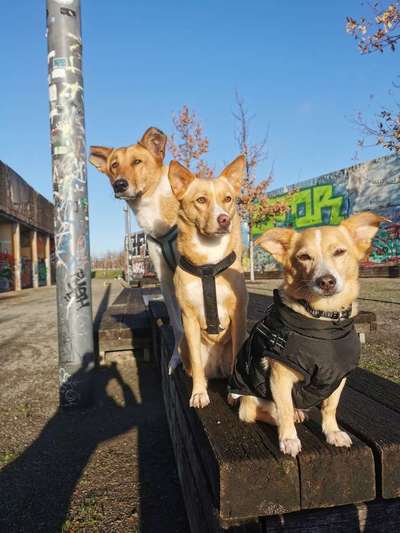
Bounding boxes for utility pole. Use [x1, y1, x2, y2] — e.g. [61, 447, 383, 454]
[124, 204, 131, 285]
[46, 0, 94, 407]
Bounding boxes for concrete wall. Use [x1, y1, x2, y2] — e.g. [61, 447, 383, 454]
[253, 155, 400, 271]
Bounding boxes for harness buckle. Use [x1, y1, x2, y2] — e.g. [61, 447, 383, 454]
[201, 266, 215, 277]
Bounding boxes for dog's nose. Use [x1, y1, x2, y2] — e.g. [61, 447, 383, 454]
[113, 179, 128, 194]
[316, 274, 336, 292]
[217, 214, 230, 228]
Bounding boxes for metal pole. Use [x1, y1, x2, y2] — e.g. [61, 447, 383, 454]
[124, 204, 131, 284]
[46, 0, 94, 408]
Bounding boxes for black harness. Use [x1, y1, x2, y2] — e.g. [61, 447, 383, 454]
[147, 225, 178, 272]
[229, 290, 360, 409]
[179, 251, 237, 334]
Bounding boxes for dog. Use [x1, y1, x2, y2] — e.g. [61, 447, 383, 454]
[89, 127, 183, 371]
[228, 212, 385, 457]
[168, 156, 248, 408]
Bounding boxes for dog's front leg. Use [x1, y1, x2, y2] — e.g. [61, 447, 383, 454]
[270, 362, 302, 457]
[230, 301, 247, 376]
[321, 378, 352, 448]
[182, 313, 209, 408]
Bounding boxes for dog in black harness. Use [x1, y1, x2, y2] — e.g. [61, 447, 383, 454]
[168, 156, 248, 409]
[228, 212, 385, 457]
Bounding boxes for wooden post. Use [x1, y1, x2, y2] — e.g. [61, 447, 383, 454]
[31, 230, 39, 288]
[45, 234, 51, 287]
[12, 222, 21, 291]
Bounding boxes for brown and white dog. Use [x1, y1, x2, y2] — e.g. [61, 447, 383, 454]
[89, 128, 183, 371]
[228, 212, 385, 457]
[168, 156, 248, 408]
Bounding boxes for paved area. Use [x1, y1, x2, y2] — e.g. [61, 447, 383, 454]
[0, 279, 189, 532]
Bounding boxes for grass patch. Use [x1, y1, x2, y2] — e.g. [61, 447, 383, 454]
[0, 450, 18, 467]
[91, 269, 122, 279]
[62, 494, 103, 531]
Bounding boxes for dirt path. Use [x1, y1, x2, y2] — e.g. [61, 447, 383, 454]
[0, 280, 189, 532]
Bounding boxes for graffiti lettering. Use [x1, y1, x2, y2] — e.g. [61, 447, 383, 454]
[254, 184, 345, 233]
[64, 268, 89, 309]
[369, 224, 400, 265]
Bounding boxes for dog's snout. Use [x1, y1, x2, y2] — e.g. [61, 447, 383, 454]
[316, 274, 336, 293]
[113, 179, 129, 194]
[217, 214, 230, 228]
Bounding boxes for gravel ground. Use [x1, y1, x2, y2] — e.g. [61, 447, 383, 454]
[0, 280, 189, 533]
[247, 278, 400, 383]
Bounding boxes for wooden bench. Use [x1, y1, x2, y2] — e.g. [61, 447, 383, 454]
[149, 292, 400, 533]
[97, 287, 160, 363]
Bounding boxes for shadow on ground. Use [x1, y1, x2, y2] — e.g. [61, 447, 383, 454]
[0, 286, 188, 532]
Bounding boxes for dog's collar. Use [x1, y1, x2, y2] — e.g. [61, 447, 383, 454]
[147, 225, 178, 271]
[179, 251, 236, 334]
[296, 298, 353, 321]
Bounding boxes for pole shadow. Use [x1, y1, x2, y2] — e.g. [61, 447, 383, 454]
[0, 358, 188, 532]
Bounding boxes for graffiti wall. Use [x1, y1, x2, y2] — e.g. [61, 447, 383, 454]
[253, 155, 400, 270]
[0, 252, 14, 292]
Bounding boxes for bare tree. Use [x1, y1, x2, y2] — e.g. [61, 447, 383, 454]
[233, 92, 287, 281]
[168, 105, 214, 178]
[346, 2, 400, 153]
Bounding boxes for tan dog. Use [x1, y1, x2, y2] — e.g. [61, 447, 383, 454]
[168, 156, 248, 408]
[228, 212, 385, 457]
[89, 128, 184, 372]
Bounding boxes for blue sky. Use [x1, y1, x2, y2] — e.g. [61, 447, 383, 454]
[1, 1, 398, 255]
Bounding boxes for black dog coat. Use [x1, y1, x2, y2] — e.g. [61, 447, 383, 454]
[229, 290, 360, 409]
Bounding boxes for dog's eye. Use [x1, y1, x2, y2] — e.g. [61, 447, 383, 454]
[224, 195, 232, 203]
[111, 161, 119, 169]
[333, 248, 347, 257]
[133, 159, 142, 165]
[297, 253, 312, 261]
[196, 196, 207, 204]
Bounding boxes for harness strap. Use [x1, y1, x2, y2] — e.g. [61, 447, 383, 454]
[255, 321, 287, 352]
[179, 251, 237, 334]
[147, 225, 178, 272]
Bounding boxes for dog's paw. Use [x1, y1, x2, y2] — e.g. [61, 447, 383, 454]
[294, 409, 307, 423]
[280, 437, 302, 457]
[168, 352, 182, 375]
[326, 430, 352, 448]
[227, 393, 239, 407]
[190, 390, 210, 409]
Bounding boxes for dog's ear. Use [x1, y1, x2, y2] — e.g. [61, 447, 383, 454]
[168, 160, 195, 200]
[255, 228, 295, 264]
[341, 212, 387, 258]
[89, 146, 112, 173]
[139, 127, 167, 161]
[220, 155, 245, 194]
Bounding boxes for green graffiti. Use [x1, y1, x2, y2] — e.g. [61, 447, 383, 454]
[253, 184, 345, 235]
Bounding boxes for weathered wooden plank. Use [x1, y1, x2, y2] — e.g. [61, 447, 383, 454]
[348, 368, 400, 415]
[157, 324, 378, 525]
[338, 387, 400, 499]
[261, 498, 400, 532]
[297, 416, 375, 509]
[160, 331, 225, 533]
[159, 325, 301, 522]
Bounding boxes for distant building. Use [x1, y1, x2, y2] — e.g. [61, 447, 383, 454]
[253, 155, 400, 271]
[0, 161, 55, 292]
[125, 231, 155, 282]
